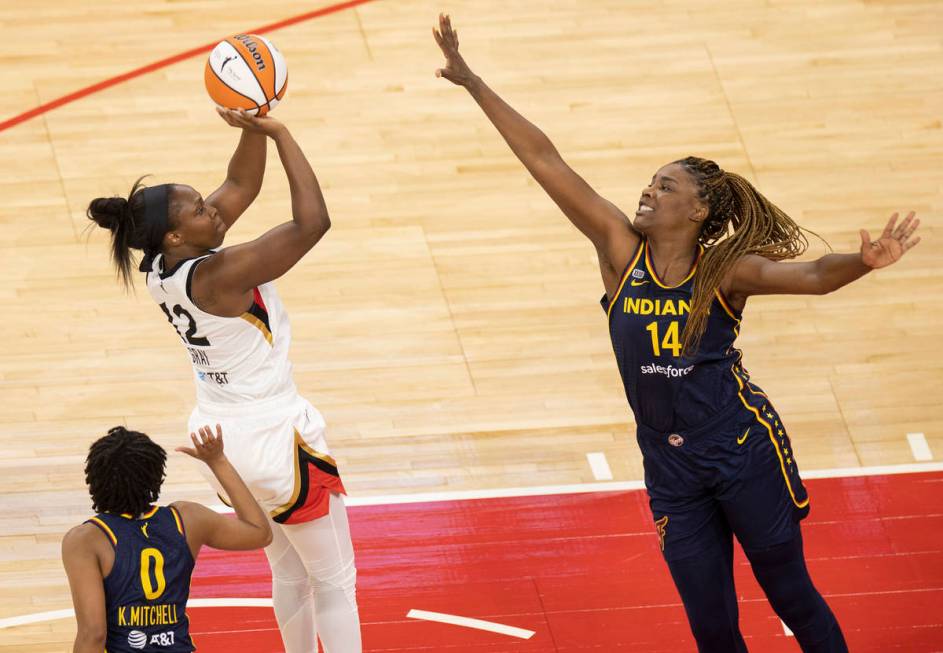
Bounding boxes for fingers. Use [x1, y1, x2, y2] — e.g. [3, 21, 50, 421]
[436, 12, 458, 48]
[903, 235, 921, 252]
[216, 107, 264, 130]
[216, 107, 242, 128]
[881, 212, 898, 239]
[201, 425, 220, 448]
[181, 425, 223, 459]
[900, 213, 919, 240]
[859, 229, 871, 248]
[893, 211, 914, 238]
[216, 107, 246, 127]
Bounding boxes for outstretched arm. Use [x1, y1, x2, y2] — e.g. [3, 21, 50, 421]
[433, 13, 639, 281]
[173, 425, 273, 556]
[725, 212, 921, 301]
[205, 110, 268, 228]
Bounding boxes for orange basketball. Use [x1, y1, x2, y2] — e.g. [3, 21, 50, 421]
[204, 34, 288, 116]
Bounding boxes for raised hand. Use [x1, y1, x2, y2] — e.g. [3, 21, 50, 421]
[859, 212, 921, 269]
[176, 424, 226, 465]
[216, 107, 286, 138]
[433, 13, 476, 87]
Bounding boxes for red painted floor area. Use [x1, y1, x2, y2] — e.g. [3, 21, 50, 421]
[189, 472, 943, 652]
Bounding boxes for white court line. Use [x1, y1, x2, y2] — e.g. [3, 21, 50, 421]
[781, 619, 794, 636]
[907, 433, 933, 461]
[586, 452, 614, 480]
[0, 609, 74, 629]
[0, 598, 273, 630]
[406, 609, 535, 639]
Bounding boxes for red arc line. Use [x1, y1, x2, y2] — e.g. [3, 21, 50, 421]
[0, 0, 377, 133]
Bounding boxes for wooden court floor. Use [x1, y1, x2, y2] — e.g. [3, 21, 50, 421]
[1, 0, 941, 650]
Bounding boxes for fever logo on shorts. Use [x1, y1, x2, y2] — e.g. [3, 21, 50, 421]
[654, 515, 669, 551]
[127, 630, 147, 649]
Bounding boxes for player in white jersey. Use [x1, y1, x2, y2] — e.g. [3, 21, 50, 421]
[87, 108, 361, 653]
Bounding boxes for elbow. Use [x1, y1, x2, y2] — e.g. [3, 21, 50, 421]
[807, 271, 833, 296]
[258, 523, 273, 548]
[299, 213, 330, 241]
[814, 279, 840, 296]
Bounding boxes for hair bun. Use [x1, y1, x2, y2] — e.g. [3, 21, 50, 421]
[87, 196, 131, 231]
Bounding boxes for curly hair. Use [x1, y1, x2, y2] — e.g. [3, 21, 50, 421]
[85, 426, 167, 516]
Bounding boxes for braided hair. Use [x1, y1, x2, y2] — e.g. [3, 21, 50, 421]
[674, 156, 822, 355]
[85, 426, 167, 516]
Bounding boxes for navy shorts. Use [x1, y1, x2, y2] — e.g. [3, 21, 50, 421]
[637, 395, 810, 561]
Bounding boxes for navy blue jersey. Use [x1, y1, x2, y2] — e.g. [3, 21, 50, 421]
[602, 239, 761, 433]
[86, 506, 195, 653]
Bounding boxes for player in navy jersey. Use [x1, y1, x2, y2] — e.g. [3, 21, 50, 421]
[434, 14, 921, 652]
[61, 425, 272, 653]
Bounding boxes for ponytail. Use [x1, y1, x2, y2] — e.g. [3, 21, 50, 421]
[87, 177, 174, 287]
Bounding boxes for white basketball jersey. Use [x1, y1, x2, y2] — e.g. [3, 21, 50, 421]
[145, 253, 295, 406]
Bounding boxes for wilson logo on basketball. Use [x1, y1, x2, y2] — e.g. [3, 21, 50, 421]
[234, 34, 267, 71]
[205, 34, 288, 117]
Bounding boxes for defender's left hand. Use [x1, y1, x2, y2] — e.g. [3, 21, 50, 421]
[860, 211, 920, 269]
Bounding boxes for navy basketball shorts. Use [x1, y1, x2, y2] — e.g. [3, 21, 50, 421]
[636, 396, 810, 561]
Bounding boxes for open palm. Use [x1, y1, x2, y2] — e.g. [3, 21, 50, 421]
[860, 212, 920, 269]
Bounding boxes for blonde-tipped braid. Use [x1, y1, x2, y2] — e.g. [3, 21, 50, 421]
[675, 157, 823, 355]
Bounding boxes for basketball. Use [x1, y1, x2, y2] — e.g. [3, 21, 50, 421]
[204, 34, 287, 116]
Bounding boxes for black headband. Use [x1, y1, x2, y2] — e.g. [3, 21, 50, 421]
[137, 184, 172, 272]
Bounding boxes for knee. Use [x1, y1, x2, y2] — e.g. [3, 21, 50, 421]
[268, 549, 312, 598]
[688, 617, 742, 651]
[745, 537, 839, 631]
[272, 569, 313, 607]
[307, 557, 357, 594]
[307, 559, 358, 615]
[690, 620, 727, 643]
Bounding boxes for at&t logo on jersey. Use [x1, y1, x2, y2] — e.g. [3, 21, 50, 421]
[128, 629, 178, 649]
[197, 371, 230, 385]
[127, 630, 147, 649]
